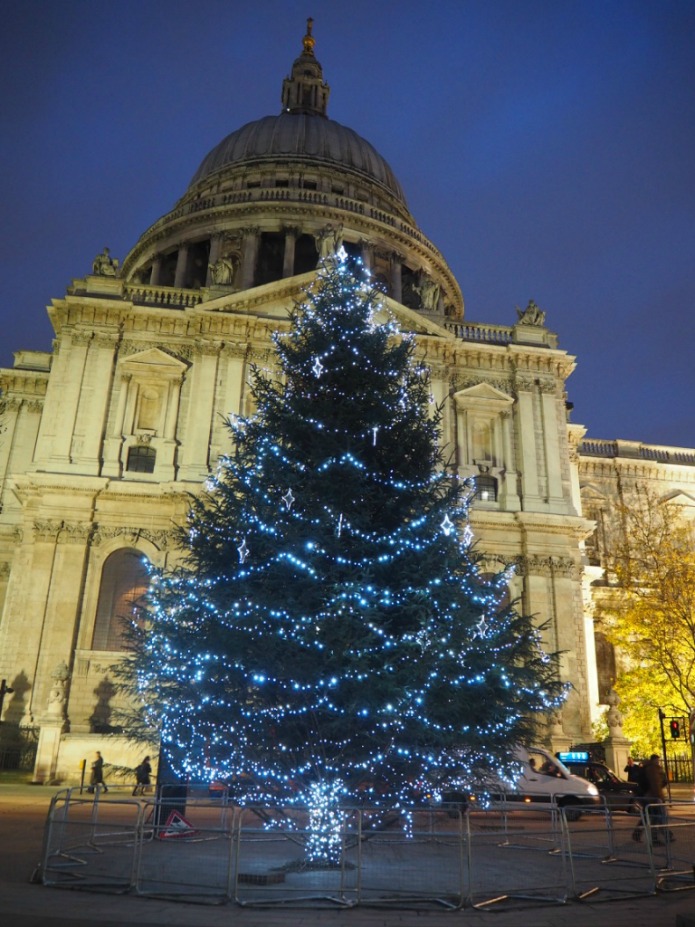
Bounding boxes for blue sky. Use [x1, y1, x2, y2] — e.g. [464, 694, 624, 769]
[1, 0, 693, 446]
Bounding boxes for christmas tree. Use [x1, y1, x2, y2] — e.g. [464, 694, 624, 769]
[126, 249, 565, 860]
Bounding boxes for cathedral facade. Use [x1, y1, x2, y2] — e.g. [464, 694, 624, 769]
[0, 26, 688, 783]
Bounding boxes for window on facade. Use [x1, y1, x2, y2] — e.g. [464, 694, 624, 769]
[126, 445, 156, 473]
[256, 232, 285, 286]
[401, 265, 418, 309]
[472, 420, 493, 463]
[92, 550, 150, 651]
[475, 474, 498, 502]
[594, 631, 617, 703]
[185, 239, 211, 289]
[583, 505, 604, 566]
[294, 234, 318, 275]
[136, 388, 160, 432]
[158, 250, 177, 287]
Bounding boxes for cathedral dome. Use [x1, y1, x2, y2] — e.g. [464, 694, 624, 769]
[189, 113, 407, 207]
[120, 20, 463, 319]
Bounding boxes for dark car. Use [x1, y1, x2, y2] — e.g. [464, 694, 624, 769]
[558, 753, 639, 812]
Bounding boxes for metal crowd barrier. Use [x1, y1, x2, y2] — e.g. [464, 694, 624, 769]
[36, 788, 695, 910]
[40, 787, 143, 892]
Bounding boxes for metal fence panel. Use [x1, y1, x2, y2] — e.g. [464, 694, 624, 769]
[562, 804, 658, 901]
[652, 802, 695, 893]
[465, 802, 571, 908]
[134, 798, 236, 903]
[40, 789, 142, 892]
[233, 805, 357, 907]
[353, 807, 464, 908]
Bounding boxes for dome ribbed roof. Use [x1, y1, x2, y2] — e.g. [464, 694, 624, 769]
[189, 112, 408, 206]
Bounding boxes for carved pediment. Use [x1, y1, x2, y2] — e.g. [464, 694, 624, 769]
[377, 295, 451, 336]
[579, 483, 609, 505]
[198, 276, 451, 336]
[119, 348, 188, 379]
[660, 489, 695, 512]
[452, 382, 513, 412]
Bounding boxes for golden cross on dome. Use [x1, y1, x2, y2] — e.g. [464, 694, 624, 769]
[303, 17, 316, 56]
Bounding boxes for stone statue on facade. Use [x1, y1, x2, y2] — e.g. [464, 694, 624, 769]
[46, 661, 69, 720]
[315, 224, 343, 261]
[415, 274, 440, 312]
[210, 250, 240, 286]
[515, 299, 546, 326]
[605, 688, 624, 735]
[92, 247, 119, 276]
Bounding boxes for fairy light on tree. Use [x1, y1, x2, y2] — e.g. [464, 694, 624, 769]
[123, 248, 565, 866]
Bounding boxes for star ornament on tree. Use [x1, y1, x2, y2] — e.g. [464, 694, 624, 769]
[312, 356, 325, 378]
[237, 539, 250, 564]
[476, 615, 489, 638]
[440, 514, 455, 536]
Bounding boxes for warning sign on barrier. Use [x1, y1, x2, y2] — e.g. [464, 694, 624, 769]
[159, 809, 195, 839]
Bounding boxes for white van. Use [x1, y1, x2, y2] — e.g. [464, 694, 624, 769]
[492, 745, 600, 818]
[439, 745, 600, 820]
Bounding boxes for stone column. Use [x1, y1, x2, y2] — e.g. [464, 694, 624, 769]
[499, 410, 520, 510]
[156, 374, 184, 482]
[514, 375, 542, 506]
[102, 373, 131, 478]
[38, 332, 91, 470]
[239, 227, 260, 290]
[282, 227, 299, 278]
[360, 241, 374, 272]
[389, 253, 403, 303]
[178, 343, 219, 481]
[174, 244, 189, 288]
[212, 343, 248, 462]
[72, 334, 118, 474]
[548, 709, 573, 755]
[149, 253, 163, 286]
[539, 381, 565, 507]
[0, 399, 21, 483]
[206, 235, 224, 286]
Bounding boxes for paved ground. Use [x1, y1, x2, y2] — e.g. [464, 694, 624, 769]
[1, 782, 694, 927]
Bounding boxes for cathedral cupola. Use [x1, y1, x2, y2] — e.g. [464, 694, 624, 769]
[119, 20, 463, 319]
[281, 18, 330, 117]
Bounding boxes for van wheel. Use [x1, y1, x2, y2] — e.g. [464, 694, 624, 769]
[560, 802, 582, 822]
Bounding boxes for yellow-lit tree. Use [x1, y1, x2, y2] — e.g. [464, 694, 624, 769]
[597, 484, 694, 756]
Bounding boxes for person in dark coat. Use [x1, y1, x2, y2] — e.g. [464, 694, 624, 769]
[633, 754, 670, 843]
[132, 756, 152, 796]
[90, 751, 108, 793]
[623, 757, 640, 784]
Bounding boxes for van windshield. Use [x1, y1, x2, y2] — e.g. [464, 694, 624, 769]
[527, 749, 569, 779]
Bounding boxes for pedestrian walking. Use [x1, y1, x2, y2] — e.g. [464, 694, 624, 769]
[132, 756, 152, 796]
[89, 750, 108, 793]
[632, 753, 671, 844]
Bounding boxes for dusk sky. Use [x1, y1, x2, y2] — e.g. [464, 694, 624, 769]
[1, 1, 693, 447]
